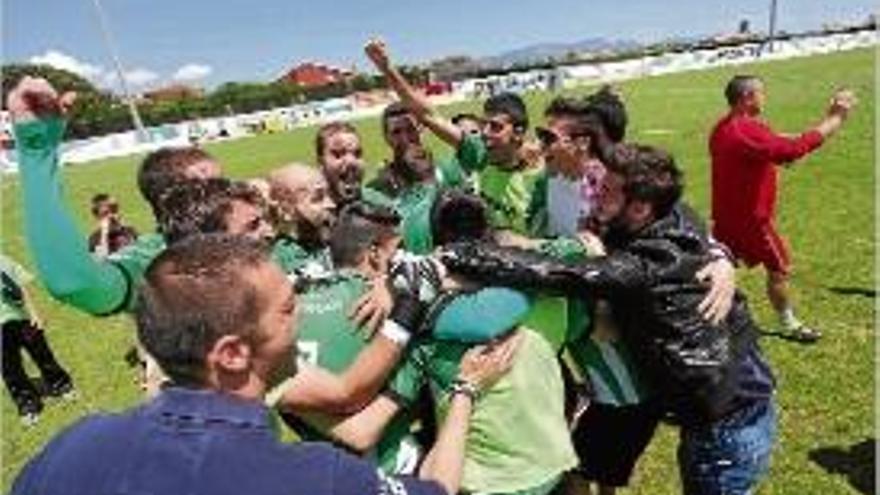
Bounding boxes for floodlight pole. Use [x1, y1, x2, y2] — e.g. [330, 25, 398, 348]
[766, 0, 779, 54]
[90, 0, 148, 140]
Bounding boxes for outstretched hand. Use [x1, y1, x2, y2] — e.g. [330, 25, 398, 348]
[6, 76, 76, 122]
[827, 88, 857, 119]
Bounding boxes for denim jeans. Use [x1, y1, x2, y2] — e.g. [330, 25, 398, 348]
[678, 398, 777, 495]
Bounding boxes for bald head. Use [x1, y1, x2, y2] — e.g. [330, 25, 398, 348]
[267, 163, 336, 245]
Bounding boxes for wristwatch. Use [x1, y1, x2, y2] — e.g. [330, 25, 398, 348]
[450, 378, 480, 402]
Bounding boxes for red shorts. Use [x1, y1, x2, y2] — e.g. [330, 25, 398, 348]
[714, 222, 791, 275]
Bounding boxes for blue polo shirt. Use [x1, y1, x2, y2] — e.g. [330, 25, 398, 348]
[12, 387, 444, 495]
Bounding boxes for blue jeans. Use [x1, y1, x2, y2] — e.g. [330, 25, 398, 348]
[678, 399, 777, 495]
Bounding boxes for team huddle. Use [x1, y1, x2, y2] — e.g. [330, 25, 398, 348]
[5, 39, 856, 495]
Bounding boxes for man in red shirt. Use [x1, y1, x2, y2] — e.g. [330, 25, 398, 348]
[709, 75, 855, 342]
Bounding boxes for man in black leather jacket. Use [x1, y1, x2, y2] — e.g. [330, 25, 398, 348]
[440, 143, 777, 495]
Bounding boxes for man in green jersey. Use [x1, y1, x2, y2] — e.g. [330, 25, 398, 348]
[295, 201, 578, 495]
[365, 39, 547, 238]
[267, 163, 337, 274]
[6, 77, 441, 414]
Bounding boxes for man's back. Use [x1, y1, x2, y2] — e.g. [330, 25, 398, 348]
[12, 388, 442, 495]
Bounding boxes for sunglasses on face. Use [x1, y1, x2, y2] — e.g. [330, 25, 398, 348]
[483, 119, 510, 134]
[536, 127, 591, 148]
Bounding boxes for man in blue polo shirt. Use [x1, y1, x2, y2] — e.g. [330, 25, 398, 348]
[12, 235, 513, 495]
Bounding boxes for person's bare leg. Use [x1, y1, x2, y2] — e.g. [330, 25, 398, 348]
[767, 269, 820, 342]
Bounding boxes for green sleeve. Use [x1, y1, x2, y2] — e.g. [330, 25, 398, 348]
[456, 134, 488, 174]
[526, 170, 549, 237]
[435, 155, 467, 188]
[538, 237, 589, 262]
[14, 119, 130, 315]
[385, 344, 429, 406]
[432, 288, 531, 343]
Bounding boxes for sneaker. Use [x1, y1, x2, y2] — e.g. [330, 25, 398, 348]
[789, 324, 822, 343]
[14, 393, 43, 427]
[45, 379, 77, 401]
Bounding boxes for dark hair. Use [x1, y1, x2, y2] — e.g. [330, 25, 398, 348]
[543, 96, 613, 162]
[451, 112, 481, 126]
[583, 85, 627, 143]
[135, 234, 271, 386]
[90, 193, 113, 217]
[158, 178, 264, 244]
[544, 96, 587, 119]
[315, 121, 358, 159]
[137, 147, 215, 216]
[484, 92, 528, 132]
[329, 201, 400, 267]
[605, 143, 683, 218]
[381, 101, 413, 135]
[430, 189, 491, 246]
[725, 75, 762, 106]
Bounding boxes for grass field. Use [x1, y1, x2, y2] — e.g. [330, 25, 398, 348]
[0, 48, 874, 493]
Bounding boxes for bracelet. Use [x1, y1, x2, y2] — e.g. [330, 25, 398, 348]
[449, 378, 480, 402]
[379, 320, 411, 347]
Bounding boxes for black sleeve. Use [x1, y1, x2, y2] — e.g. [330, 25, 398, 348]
[332, 450, 445, 495]
[438, 241, 652, 298]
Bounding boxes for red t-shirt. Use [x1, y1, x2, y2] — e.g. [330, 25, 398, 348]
[709, 112, 823, 239]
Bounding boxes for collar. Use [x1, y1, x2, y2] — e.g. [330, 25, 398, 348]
[146, 387, 271, 429]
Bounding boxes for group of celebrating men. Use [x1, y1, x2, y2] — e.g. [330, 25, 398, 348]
[5, 38, 855, 495]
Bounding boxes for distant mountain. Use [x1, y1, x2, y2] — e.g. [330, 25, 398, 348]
[482, 38, 642, 67]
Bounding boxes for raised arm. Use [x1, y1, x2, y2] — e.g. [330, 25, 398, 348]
[8, 77, 131, 316]
[739, 88, 856, 164]
[365, 39, 463, 147]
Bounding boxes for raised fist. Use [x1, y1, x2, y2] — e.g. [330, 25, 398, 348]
[6, 76, 76, 122]
[364, 38, 391, 72]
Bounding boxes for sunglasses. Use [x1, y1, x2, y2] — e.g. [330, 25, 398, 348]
[536, 127, 592, 148]
[483, 119, 510, 134]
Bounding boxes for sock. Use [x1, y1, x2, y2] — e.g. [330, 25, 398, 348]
[779, 307, 802, 330]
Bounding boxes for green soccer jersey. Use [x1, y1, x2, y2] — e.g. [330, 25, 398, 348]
[542, 241, 653, 407]
[291, 270, 421, 475]
[271, 235, 333, 275]
[457, 134, 547, 236]
[1, 255, 33, 325]
[396, 183, 440, 255]
[389, 328, 577, 493]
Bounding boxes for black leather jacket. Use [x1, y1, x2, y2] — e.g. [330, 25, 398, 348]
[439, 203, 770, 425]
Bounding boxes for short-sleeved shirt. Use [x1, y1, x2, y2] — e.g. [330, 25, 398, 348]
[457, 134, 547, 236]
[286, 270, 422, 474]
[388, 328, 577, 493]
[11, 388, 443, 495]
[1, 255, 33, 325]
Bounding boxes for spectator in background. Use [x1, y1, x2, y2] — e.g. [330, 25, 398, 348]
[709, 75, 856, 342]
[88, 193, 139, 258]
[1, 254, 75, 426]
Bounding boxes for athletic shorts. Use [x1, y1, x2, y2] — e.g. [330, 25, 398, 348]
[717, 222, 791, 275]
[572, 401, 662, 487]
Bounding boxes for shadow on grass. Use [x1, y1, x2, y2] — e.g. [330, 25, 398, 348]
[808, 438, 875, 495]
[826, 286, 876, 299]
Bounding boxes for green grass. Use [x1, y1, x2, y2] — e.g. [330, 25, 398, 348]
[1, 48, 874, 493]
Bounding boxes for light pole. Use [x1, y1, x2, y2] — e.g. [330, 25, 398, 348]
[766, 0, 779, 54]
[89, 0, 148, 140]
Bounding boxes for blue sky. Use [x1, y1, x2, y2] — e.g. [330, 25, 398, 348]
[4, 0, 874, 91]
